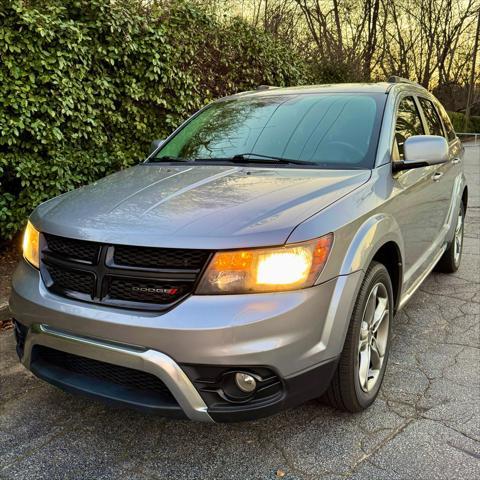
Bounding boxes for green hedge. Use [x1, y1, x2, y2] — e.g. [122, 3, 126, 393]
[448, 111, 480, 133]
[0, 0, 311, 240]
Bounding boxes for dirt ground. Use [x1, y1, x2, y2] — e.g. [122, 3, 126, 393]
[0, 240, 20, 329]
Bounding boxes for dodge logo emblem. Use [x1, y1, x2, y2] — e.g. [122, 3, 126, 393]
[132, 286, 179, 295]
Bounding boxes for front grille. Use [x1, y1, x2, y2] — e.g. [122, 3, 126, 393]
[44, 234, 99, 263]
[45, 264, 95, 296]
[114, 245, 209, 270]
[40, 234, 211, 311]
[34, 346, 175, 400]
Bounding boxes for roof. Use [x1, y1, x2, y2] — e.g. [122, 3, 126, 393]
[221, 82, 428, 101]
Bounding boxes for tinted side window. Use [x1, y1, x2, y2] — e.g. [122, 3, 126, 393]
[419, 98, 444, 136]
[436, 103, 456, 141]
[395, 96, 424, 158]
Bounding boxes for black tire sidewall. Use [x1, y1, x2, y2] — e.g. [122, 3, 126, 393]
[351, 263, 394, 408]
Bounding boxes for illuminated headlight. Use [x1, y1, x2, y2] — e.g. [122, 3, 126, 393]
[23, 221, 40, 269]
[196, 233, 333, 294]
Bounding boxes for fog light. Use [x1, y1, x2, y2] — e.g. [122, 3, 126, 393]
[235, 372, 257, 393]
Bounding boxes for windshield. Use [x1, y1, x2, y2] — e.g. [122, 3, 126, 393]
[152, 93, 386, 169]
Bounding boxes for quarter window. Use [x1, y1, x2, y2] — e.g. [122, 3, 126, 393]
[394, 97, 424, 159]
[419, 98, 444, 137]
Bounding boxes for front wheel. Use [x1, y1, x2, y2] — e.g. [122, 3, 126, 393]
[323, 261, 393, 412]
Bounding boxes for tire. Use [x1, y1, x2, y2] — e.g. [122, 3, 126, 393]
[435, 202, 465, 273]
[323, 261, 393, 412]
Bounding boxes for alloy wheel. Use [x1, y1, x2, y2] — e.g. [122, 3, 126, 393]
[358, 282, 390, 393]
[453, 211, 464, 265]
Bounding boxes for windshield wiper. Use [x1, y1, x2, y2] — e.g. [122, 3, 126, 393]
[148, 156, 191, 163]
[149, 154, 362, 169]
[224, 153, 317, 166]
[231, 153, 316, 165]
[150, 153, 317, 166]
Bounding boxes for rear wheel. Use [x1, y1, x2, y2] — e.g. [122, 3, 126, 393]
[435, 203, 465, 273]
[323, 261, 393, 412]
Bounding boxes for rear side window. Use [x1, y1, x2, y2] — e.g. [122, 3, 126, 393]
[395, 96, 424, 158]
[436, 103, 457, 141]
[419, 98, 444, 137]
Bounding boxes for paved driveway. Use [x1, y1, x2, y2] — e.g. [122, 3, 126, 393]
[1, 146, 479, 480]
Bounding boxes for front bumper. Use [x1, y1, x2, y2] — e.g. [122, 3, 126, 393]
[18, 322, 211, 421]
[15, 321, 338, 422]
[11, 260, 362, 421]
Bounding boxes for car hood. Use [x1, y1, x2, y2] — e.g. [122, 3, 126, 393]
[33, 164, 371, 249]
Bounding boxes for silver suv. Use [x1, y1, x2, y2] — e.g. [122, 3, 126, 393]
[11, 78, 467, 422]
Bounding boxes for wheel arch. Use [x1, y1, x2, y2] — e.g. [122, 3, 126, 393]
[339, 213, 404, 311]
[370, 242, 403, 312]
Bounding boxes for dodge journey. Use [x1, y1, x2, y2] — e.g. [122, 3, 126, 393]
[11, 77, 467, 422]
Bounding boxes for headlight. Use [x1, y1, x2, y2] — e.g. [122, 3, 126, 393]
[23, 221, 40, 269]
[196, 233, 333, 294]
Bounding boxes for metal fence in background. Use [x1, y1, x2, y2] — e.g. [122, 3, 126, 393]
[457, 132, 480, 146]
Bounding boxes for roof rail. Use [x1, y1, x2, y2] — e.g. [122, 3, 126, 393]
[387, 75, 420, 86]
[256, 85, 277, 91]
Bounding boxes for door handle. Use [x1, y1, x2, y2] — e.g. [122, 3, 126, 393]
[432, 172, 443, 182]
[452, 157, 461, 164]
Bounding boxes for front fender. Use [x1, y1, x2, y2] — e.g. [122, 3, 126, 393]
[339, 213, 405, 276]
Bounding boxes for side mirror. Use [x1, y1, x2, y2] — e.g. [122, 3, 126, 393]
[393, 135, 448, 171]
[149, 139, 164, 155]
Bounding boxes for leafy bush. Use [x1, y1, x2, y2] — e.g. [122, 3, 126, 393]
[0, 0, 311, 240]
[448, 111, 480, 133]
